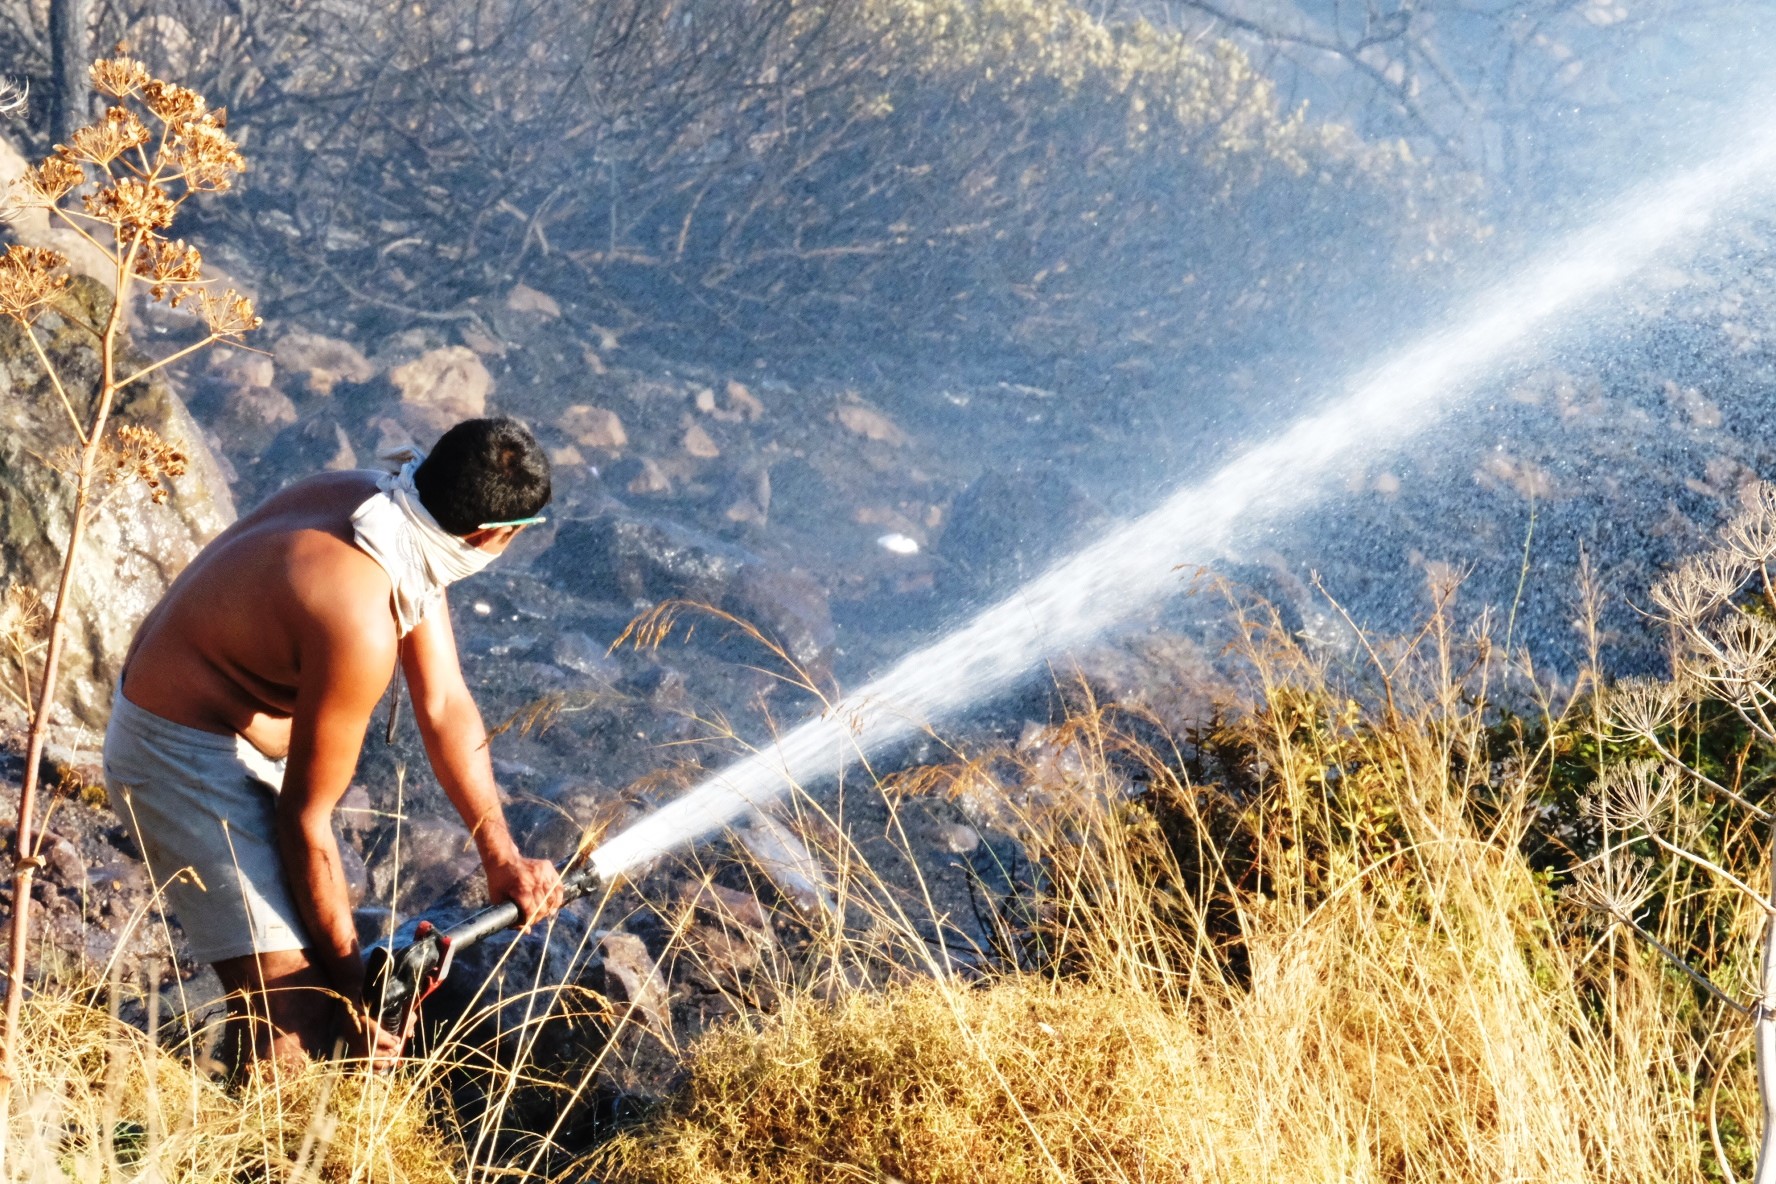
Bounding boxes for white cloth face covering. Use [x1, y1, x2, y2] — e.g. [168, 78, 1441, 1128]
[350, 446, 494, 636]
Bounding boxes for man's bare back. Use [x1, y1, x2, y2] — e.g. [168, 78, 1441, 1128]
[123, 471, 396, 757]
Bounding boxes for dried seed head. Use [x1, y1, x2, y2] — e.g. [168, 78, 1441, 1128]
[1604, 676, 1680, 739]
[0, 244, 70, 323]
[84, 179, 176, 232]
[197, 287, 260, 338]
[169, 114, 244, 191]
[64, 105, 151, 166]
[1724, 490, 1776, 568]
[1590, 760, 1676, 834]
[0, 583, 45, 645]
[139, 80, 206, 125]
[1705, 614, 1776, 693]
[134, 237, 203, 289]
[1689, 549, 1750, 605]
[11, 158, 85, 211]
[1650, 566, 1719, 626]
[0, 77, 27, 117]
[101, 425, 189, 504]
[1562, 855, 1657, 923]
[90, 57, 150, 99]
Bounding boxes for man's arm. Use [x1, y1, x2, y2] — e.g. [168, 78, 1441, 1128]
[276, 594, 398, 1000]
[402, 592, 563, 924]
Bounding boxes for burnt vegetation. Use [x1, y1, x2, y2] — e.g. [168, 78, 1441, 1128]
[0, 0, 1479, 376]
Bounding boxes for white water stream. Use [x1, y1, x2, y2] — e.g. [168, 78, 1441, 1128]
[588, 117, 1776, 882]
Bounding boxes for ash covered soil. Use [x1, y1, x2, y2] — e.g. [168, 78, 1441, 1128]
[5, 222, 1776, 1127]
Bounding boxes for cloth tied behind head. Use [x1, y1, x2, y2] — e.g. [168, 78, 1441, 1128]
[350, 445, 493, 636]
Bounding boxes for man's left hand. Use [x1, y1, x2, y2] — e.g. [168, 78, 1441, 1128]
[486, 852, 566, 928]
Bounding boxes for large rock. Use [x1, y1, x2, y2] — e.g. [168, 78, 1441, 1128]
[272, 328, 375, 397]
[936, 469, 1106, 597]
[0, 277, 236, 727]
[539, 512, 834, 667]
[389, 345, 492, 433]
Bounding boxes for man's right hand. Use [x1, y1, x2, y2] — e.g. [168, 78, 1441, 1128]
[345, 1000, 414, 1070]
[485, 850, 566, 928]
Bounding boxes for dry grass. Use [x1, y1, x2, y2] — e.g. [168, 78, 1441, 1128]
[5, 990, 459, 1181]
[8, 577, 1765, 1182]
[589, 591, 1725, 1183]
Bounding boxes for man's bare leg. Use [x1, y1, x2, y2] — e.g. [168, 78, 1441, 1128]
[212, 948, 338, 1075]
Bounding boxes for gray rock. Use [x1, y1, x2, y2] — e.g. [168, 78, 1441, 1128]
[539, 511, 834, 666]
[542, 513, 750, 605]
[597, 930, 668, 1029]
[729, 564, 834, 669]
[370, 816, 481, 912]
[686, 923, 761, 985]
[336, 784, 377, 842]
[0, 277, 237, 726]
[395, 901, 610, 1066]
[41, 835, 86, 893]
[678, 880, 773, 943]
[341, 840, 369, 908]
[260, 414, 357, 490]
[212, 384, 299, 454]
[551, 631, 619, 680]
[937, 469, 1107, 597]
[388, 346, 491, 434]
[272, 328, 375, 397]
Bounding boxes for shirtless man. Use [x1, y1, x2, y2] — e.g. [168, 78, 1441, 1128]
[103, 417, 565, 1070]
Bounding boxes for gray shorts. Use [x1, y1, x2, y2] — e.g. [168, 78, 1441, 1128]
[102, 686, 312, 964]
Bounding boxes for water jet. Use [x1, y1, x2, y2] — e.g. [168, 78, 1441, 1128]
[587, 112, 1776, 885]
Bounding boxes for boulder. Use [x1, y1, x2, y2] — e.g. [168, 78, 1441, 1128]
[368, 816, 482, 913]
[936, 469, 1107, 597]
[206, 347, 276, 391]
[212, 384, 299, 454]
[0, 277, 236, 726]
[680, 420, 720, 459]
[608, 456, 672, 496]
[597, 929, 668, 1029]
[729, 565, 834, 668]
[707, 379, 765, 424]
[505, 283, 562, 319]
[678, 880, 773, 943]
[272, 328, 376, 397]
[559, 404, 627, 451]
[341, 840, 370, 908]
[551, 631, 620, 680]
[397, 901, 608, 1061]
[542, 514, 751, 605]
[258, 414, 358, 492]
[538, 512, 834, 667]
[388, 346, 492, 433]
[834, 398, 908, 445]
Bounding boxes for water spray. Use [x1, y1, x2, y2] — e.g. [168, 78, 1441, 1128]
[370, 108, 1776, 1033]
[585, 115, 1776, 884]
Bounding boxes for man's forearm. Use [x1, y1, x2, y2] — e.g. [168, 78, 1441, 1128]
[277, 813, 364, 989]
[420, 688, 518, 864]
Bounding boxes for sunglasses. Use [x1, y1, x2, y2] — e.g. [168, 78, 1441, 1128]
[477, 515, 548, 530]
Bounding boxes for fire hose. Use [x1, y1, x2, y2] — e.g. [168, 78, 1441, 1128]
[361, 852, 605, 1037]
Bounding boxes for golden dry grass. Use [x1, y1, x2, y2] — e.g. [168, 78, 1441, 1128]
[4, 990, 459, 1181]
[7, 583, 1760, 1183]
[589, 594, 1728, 1184]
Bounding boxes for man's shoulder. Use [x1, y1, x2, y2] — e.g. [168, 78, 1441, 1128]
[285, 549, 400, 667]
[270, 489, 397, 646]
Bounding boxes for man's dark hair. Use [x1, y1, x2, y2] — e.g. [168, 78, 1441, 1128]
[414, 417, 552, 535]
